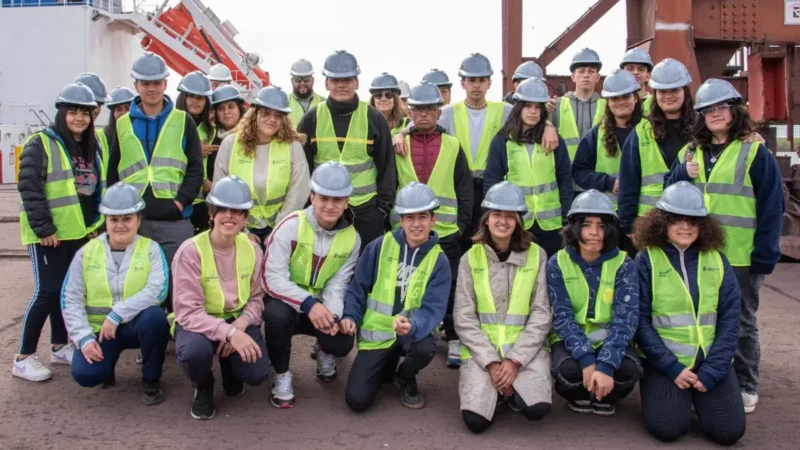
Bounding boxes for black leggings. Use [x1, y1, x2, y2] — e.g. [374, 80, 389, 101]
[462, 395, 551, 434]
[551, 341, 641, 404]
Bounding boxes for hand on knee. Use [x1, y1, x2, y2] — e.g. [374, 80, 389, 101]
[462, 410, 491, 434]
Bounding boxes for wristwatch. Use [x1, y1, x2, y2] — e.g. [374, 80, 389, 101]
[226, 326, 238, 342]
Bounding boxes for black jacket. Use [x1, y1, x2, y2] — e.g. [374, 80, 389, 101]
[297, 95, 396, 214]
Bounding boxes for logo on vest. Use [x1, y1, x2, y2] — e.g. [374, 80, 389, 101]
[658, 269, 672, 278]
[702, 266, 719, 273]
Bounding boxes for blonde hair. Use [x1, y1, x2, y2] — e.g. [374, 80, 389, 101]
[369, 91, 408, 129]
[234, 107, 307, 157]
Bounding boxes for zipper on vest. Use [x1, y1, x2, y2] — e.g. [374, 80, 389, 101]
[672, 244, 691, 292]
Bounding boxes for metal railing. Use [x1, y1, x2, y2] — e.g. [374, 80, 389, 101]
[0, 1, 157, 13]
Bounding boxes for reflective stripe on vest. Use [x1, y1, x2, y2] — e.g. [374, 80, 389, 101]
[453, 101, 505, 178]
[641, 95, 653, 117]
[460, 244, 541, 360]
[192, 231, 255, 319]
[678, 140, 757, 266]
[558, 97, 606, 161]
[547, 250, 625, 348]
[83, 237, 151, 332]
[358, 233, 442, 350]
[595, 125, 622, 208]
[193, 123, 217, 204]
[116, 109, 188, 199]
[288, 211, 357, 295]
[229, 133, 291, 229]
[505, 140, 562, 231]
[314, 102, 376, 207]
[635, 119, 669, 216]
[647, 247, 722, 368]
[390, 134, 460, 237]
[289, 93, 324, 127]
[19, 133, 105, 245]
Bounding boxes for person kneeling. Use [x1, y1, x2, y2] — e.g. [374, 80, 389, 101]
[263, 161, 359, 408]
[634, 182, 745, 445]
[172, 176, 270, 420]
[547, 190, 641, 416]
[342, 182, 451, 411]
[63, 183, 170, 405]
[455, 182, 552, 434]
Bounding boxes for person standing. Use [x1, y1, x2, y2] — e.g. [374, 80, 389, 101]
[212, 84, 247, 142]
[619, 48, 654, 115]
[103, 86, 136, 152]
[288, 59, 325, 126]
[369, 73, 408, 136]
[75, 73, 112, 166]
[503, 61, 545, 104]
[207, 63, 233, 91]
[420, 69, 452, 106]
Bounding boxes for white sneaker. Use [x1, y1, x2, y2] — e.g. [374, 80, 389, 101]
[742, 392, 758, 414]
[446, 340, 462, 368]
[271, 371, 295, 408]
[12, 355, 53, 382]
[316, 348, 337, 382]
[50, 344, 75, 366]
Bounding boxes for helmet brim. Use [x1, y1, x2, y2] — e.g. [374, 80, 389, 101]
[206, 194, 253, 210]
[99, 202, 145, 216]
[310, 180, 353, 198]
[655, 201, 708, 217]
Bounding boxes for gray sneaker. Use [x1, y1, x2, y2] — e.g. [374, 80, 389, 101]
[395, 373, 424, 409]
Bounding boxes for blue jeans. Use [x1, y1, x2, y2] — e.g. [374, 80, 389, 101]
[733, 268, 765, 395]
[71, 306, 169, 386]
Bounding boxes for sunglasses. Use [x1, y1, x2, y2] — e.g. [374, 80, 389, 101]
[701, 103, 731, 116]
[292, 77, 312, 83]
[372, 91, 395, 100]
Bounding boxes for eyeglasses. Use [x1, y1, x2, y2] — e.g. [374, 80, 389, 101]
[701, 104, 731, 116]
[292, 77, 312, 84]
[372, 91, 395, 100]
[411, 106, 438, 115]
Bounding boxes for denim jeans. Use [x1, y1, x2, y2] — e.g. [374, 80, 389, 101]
[732, 267, 764, 395]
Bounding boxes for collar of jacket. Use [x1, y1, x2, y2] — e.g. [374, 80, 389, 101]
[302, 205, 355, 235]
[483, 243, 528, 267]
[42, 127, 67, 149]
[663, 242, 701, 259]
[408, 124, 447, 137]
[326, 94, 360, 115]
[130, 95, 174, 121]
[566, 91, 601, 103]
[391, 227, 439, 255]
[565, 245, 620, 268]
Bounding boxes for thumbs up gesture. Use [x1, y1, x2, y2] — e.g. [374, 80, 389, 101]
[686, 152, 699, 179]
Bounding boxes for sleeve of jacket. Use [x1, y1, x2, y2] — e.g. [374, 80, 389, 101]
[453, 251, 502, 368]
[453, 147, 473, 234]
[635, 251, 685, 379]
[749, 144, 785, 275]
[596, 256, 640, 376]
[554, 136, 574, 220]
[61, 245, 95, 349]
[573, 127, 616, 192]
[277, 142, 312, 224]
[618, 131, 643, 234]
[263, 213, 315, 313]
[18, 135, 56, 238]
[240, 243, 266, 327]
[505, 247, 552, 367]
[370, 111, 397, 214]
[107, 131, 121, 187]
[663, 150, 691, 186]
[176, 115, 204, 208]
[212, 134, 234, 182]
[320, 233, 362, 318]
[483, 135, 508, 197]
[342, 236, 383, 326]
[297, 105, 317, 177]
[408, 253, 451, 342]
[109, 239, 169, 324]
[547, 254, 596, 368]
[696, 253, 741, 392]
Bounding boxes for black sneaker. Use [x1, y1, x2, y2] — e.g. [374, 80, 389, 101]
[567, 399, 592, 414]
[191, 387, 215, 420]
[141, 380, 164, 405]
[592, 401, 616, 416]
[102, 369, 116, 388]
[395, 374, 425, 409]
[508, 396, 523, 413]
[222, 377, 245, 397]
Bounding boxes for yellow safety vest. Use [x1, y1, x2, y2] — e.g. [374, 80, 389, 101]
[642, 95, 653, 117]
[558, 96, 606, 161]
[193, 123, 217, 205]
[547, 250, 625, 347]
[314, 102, 376, 207]
[391, 134, 460, 237]
[288, 211, 357, 295]
[391, 117, 409, 137]
[83, 236, 151, 332]
[358, 232, 442, 350]
[116, 109, 188, 199]
[228, 133, 291, 229]
[19, 133, 105, 245]
[96, 129, 109, 170]
[460, 244, 542, 360]
[677, 140, 757, 266]
[595, 125, 623, 209]
[505, 140, 562, 231]
[193, 230, 255, 320]
[647, 247, 722, 368]
[289, 92, 324, 127]
[635, 119, 669, 216]
[453, 101, 505, 178]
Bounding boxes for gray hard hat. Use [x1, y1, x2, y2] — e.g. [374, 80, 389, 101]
[131, 52, 170, 81]
[648, 58, 692, 90]
[55, 82, 97, 109]
[252, 86, 291, 113]
[656, 181, 708, 217]
[322, 50, 361, 79]
[395, 182, 439, 215]
[206, 176, 253, 210]
[369, 72, 400, 92]
[106, 86, 136, 109]
[513, 78, 550, 103]
[481, 181, 527, 213]
[570, 48, 603, 72]
[310, 161, 353, 198]
[178, 71, 213, 97]
[601, 69, 641, 98]
[458, 53, 493, 78]
[407, 82, 444, 107]
[211, 85, 244, 106]
[568, 189, 617, 219]
[207, 63, 233, 82]
[421, 69, 452, 88]
[512, 61, 544, 81]
[619, 48, 654, 69]
[74, 73, 111, 103]
[99, 182, 145, 216]
[398, 81, 411, 100]
[694, 78, 743, 111]
[290, 59, 314, 77]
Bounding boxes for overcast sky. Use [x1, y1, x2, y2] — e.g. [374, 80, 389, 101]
[166, 0, 626, 101]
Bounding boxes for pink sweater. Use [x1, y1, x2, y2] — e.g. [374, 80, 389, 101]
[172, 238, 265, 342]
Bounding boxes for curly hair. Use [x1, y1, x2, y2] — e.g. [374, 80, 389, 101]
[234, 107, 307, 158]
[498, 101, 548, 145]
[601, 93, 642, 157]
[633, 209, 726, 252]
[690, 103, 754, 148]
[369, 91, 408, 129]
[472, 210, 532, 253]
[649, 86, 695, 142]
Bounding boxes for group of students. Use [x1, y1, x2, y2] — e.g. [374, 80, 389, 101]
[11, 46, 785, 444]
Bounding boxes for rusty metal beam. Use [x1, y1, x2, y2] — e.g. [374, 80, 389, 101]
[501, 0, 523, 95]
[537, 0, 621, 69]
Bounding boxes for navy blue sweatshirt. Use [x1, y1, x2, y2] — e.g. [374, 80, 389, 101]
[664, 142, 785, 275]
[635, 245, 740, 392]
[342, 229, 451, 343]
[546, 247, 639, 377]
[483, 134, 573, 222]
[572, 125, 634, 192]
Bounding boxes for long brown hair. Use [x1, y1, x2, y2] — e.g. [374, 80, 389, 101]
[498, 101, 548, 145]
[369, 91, 408, 129]
[601, 93, 642, 157]
[690, 103, 754, 148]
[633, 209, 725, 252]
[472, 210, 532, 253]
[649, 86, 695, 142]
[234, 107, 307, 158]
